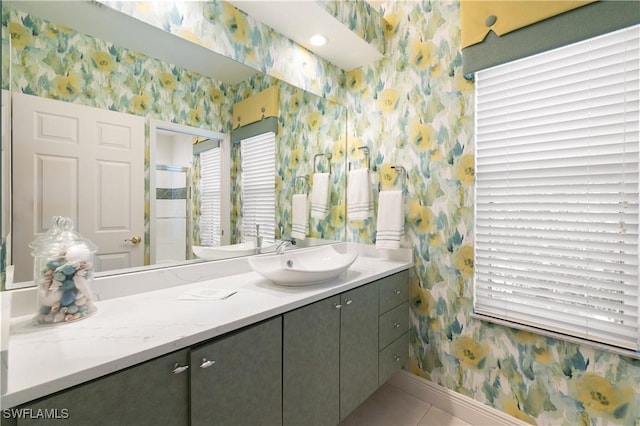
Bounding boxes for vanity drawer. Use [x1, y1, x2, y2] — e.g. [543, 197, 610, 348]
[378, 302, 409, 350]
[378, 270, 409, 314]
[379, 332, 409, 385]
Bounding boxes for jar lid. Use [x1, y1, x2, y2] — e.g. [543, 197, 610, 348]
[30, 216, 97, 261]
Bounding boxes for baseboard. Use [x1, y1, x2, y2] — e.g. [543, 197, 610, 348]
[387, 370, 530, 426]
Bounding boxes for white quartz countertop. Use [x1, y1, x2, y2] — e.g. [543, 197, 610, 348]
[2, 250, 411, 408]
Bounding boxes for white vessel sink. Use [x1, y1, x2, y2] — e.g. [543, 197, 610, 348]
[192, 242, 275, 260]
[248, 245, 358, 286]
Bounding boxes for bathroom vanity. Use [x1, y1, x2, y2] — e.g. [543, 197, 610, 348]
[1, 244, 412, 426]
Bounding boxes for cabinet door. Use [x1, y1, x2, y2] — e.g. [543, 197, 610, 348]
[283, 295, 340, 426]
[17, 350, 189, 426]
[340, 283, 379, 420]
[190, 317, 282, 426]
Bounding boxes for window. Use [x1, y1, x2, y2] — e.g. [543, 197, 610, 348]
[474, 25, 639, 350]
[240, 132, 276, 244]
[199, 147, 222, 247]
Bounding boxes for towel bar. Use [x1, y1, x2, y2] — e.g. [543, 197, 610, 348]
[378, 166, 407, 193]
[313, 153, 332, 174]
[349, 146, 371, 171]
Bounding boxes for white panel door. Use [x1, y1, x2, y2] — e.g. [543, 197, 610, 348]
[12, 93, 145, 282]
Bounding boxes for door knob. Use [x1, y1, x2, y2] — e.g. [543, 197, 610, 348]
[124, 235, 142, 245]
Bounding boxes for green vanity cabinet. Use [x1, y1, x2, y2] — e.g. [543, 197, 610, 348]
[377, 270, 410, 386]
[14, 349, 190, 426]
[283, 282, 379, 426]
[190, 317, 282, 426]
[283, 295, 341, 426]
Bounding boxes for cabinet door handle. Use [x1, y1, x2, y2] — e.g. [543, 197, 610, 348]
[344, 299, 353, 305]
[334, 303, 342, 309]
[393, 355, 401, 362]
[200, 358, 216, 369]
[172, 363, 190, 374]
[393, 322, 401, 328]
[394, 289, 401, 295]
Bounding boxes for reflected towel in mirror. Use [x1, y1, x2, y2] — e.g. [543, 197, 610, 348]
[291, 194, 308, 239]
[311, 173, 331, 219]
[347, 168, 373, 221]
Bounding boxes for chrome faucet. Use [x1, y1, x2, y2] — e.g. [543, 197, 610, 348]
[276, 239, 296, 255]
[254, 224, 263, 254]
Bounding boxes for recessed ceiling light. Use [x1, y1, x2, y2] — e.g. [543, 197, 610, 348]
[309, 34, 328, 47]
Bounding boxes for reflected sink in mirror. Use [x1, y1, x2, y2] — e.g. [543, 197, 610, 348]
[248, 245, 357, 286]
[193, 241, 276, 260]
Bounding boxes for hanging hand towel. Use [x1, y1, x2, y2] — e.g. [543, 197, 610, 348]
[347, 168, 373, 221]
[311, 173, 331, 219]
[291, 193, 308, 240]
[375, 190, 404, 249]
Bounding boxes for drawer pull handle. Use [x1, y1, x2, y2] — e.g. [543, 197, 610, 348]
[172, 363, 190, 374]
[393, 355, 401, 362]
[334, 303, 342, 309]
[394, 289, 401, 295]
[344, 299, 353, 305]
[393, 322, 401, 328]
[200, 358, 216, 369]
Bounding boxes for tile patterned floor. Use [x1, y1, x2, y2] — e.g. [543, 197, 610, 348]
[339, 384, 472, 426]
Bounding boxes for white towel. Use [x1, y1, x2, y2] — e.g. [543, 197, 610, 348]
[375, 190, 404, 249]
[347, 168, 373, 221]
[311, 173, 331, 219]
[291, 193, 308, 240]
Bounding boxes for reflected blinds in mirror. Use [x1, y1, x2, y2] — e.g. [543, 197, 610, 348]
[200, 147, 222, 247]
[241, 132, 276, 244]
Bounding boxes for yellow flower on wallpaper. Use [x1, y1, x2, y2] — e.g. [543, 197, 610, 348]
[51, 73, 82, 100]
[501, 400, 537, 425]
[453, 336, 489, 369]
[159, 72, 177, 90]
[307, 111, 321, 131]
[409, 40, 436, 69]
[189, 108, 204, 126]
[383, 13, 400, 38]
[409, 121, 435, 152]
[131, 92, 151, 114]
[572, 373, 632, 419]
[410, 279, 435, 317]
[407, 200, 435, 234]
[453, 245, 474, 279]
[9, 22, 33, 49]
[454, 154, 475, 187]
[289, 91, 302, 113]
[290, 145, 302, 169]
[378, 163, 398, 190]
[346, 69, 364, 92]
[379, 88, 399, 113]
[90, 51, 116, 73]
[209, 88, 224, 104]
[330, 204, 345, 229]
[221, 2, 249, 44]
[332, 137, 346, 162]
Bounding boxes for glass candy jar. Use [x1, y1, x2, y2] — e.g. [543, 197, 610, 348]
[31, 217, 98, 325]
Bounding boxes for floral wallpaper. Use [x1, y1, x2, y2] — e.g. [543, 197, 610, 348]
[343, 2, 640, 425]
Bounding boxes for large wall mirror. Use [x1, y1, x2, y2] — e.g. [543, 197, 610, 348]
[1, 1, 348, 289]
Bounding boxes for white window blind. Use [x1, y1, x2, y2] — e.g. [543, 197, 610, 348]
[199, 147, 222, 247]
[474, 25, 640, 350]
[240, 132, 276, 243]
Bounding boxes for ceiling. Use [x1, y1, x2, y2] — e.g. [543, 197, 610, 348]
[6, 1, 383, 84]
